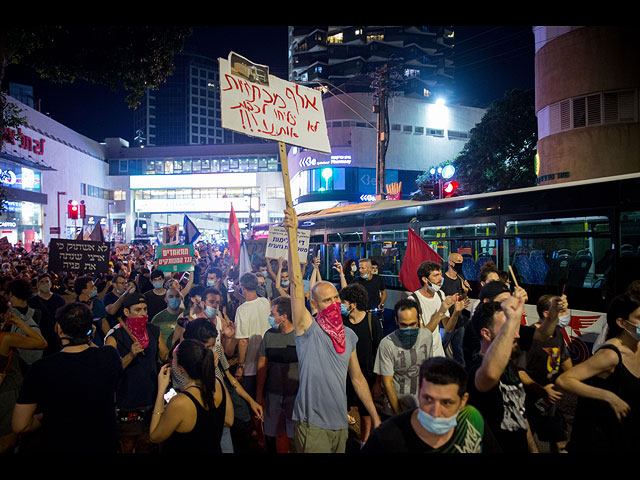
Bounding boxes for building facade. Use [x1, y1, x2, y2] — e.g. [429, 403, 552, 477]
[534, 26, 640, 185]
[105, 141, 285, 242]
[288, 26, 455, 98]
[1, 96, 129, 247]
[288, 92, 485, 212]
[133, 52, 267, 147]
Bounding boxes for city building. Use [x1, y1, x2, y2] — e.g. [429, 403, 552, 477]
[534, 26, 639, 185]
[288, 26, 455, 98]
[287, 91, 486, 212]
[1, 96, 129, 246]
[133, 52, 266, 147]
[1, 95, 287, 246]
[105, 141, 285, 242]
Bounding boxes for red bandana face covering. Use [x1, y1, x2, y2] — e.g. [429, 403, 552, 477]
[315, 302, 346, 354]
[125, 316, 150, 349]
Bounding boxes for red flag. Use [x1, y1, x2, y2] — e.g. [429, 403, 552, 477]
[399, 227, 443, 292]
[228, 203, 241, 264]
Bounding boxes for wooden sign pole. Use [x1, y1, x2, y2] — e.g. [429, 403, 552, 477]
[278, 141, 305, 298]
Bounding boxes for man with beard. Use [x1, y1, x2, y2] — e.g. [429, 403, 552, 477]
[466, 293, 563, 453]
[283, 206, 381, 453]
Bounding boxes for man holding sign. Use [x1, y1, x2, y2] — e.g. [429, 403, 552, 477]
[283, 206, 380, 453]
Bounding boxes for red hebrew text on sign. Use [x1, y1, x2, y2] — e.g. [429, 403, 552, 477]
[219, 54, 330, 153]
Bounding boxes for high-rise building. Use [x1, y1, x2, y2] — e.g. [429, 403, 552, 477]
[133, 52, 265, 147]
[288, 26, 455, 97]
[534, 26, 639, 185]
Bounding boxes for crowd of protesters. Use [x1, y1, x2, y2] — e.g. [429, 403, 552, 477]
[0, 219, 638, 454]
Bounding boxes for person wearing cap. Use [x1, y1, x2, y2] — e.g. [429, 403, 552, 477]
[462, 280, 513, 367]
[12, 302, 122, 453]
[105, 293, 169, 453]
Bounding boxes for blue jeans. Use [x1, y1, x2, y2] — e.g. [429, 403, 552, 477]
[220, 426, 234, 453]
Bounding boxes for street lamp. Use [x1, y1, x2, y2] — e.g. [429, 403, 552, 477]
[56, 191, 66, 238]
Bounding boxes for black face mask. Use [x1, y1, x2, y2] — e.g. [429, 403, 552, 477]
[453, 263, 464, 275]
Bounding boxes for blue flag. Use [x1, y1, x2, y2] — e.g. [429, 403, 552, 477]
[183, 215, 201, 244]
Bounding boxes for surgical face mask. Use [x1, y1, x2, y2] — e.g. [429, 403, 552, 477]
[281, 280, 290, 288]
[204, 305, 218, 319]
[268, 316, 277, 328]
[207, 280, 217, 287]
[38, 283, 51, 294]
[416, 407, 459, 435]
[557, 313, 571, 328]
[256, 285, 267, 297]
[396, 327, 419, 349]
[89, 288, 98, 298]
[153, 281, 164, 289]
[261, 271, 268, 278]
[361, 273, 369, 280]
[351, 265, 357, 273]
[167, 297, 181, 310]
[624, 320, 640, 341]
[341, 303, 350, 316]
[427, 280, 442, 294]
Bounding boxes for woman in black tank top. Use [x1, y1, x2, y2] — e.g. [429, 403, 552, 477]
[149, 339, 233, 453]
[556, 293, 640, 453]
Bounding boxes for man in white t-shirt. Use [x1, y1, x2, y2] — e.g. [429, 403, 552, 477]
[234, 272, 271, 398]
[409, 261, 469, 358]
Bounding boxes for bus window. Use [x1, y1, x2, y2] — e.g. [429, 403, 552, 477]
[620, 211, 640, 258]
[503, 236, 610, 288]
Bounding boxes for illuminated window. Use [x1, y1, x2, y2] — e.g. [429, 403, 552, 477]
[328, 33, 343, 44]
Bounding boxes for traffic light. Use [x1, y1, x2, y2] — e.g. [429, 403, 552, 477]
[68, 202, 79, 219]
[79, 201, 86, 219]
[443, 180, 459, 197]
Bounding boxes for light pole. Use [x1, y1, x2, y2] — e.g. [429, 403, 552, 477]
[107, 201, 116, 242]
[56, 191, 66, 238]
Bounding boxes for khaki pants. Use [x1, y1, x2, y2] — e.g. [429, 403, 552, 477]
[293, 421, 348, 453]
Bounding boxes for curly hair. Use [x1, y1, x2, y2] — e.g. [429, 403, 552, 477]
[339, 283, 369, 311]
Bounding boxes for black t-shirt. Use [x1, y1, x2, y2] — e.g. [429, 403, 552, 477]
[27, 294, 65, 356]
[103, 291, 124, 328]
[466, 355, 531, 453]
[16, 346, 122, 453]
[361, 407, 502, 453]
[441, 274, 468, 330]
[354, 275, 386, 310]
[144, 289, 167, 323]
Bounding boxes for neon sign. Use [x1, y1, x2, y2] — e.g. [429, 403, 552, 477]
[299, 155, 352, 169]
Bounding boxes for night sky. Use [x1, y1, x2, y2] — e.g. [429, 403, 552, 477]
[3, 25, 535, 144]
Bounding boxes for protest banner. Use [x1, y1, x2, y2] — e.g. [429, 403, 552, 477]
[116, 244, 130, 257]
[155, 244, 195, 273]
[48, 238, 110, 274]
[265, 226, 310, 264]
[219, 52, 331, 154]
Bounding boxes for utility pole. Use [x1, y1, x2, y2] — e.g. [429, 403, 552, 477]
[372, 64, 390, 200]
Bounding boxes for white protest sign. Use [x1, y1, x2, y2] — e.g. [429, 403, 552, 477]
[265, 226, 310, 264]
[219, 52, 331, 154]
[115, 244, 130, 257]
